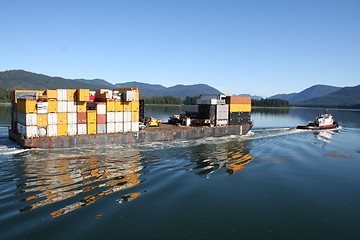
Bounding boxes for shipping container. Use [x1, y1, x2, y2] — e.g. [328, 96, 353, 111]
[115, 122, 123, 133]
[48, 100, 58, 113]
[229, 112, 251, 126]
[106, 100, 116, 112]
[107, 122, 115, 133]
[67, 112, 77, 124]
[37, 114, 48, 127]
[107, 112, 115, 123]
[67, 124, 77, 135]
[229, 104, 251, 113]
[216, 104, 229, 120]
[57, 89, 68, 101]
[47, 124, 58, 137]
[226, 96, 251, 104]
[115, 101, 123, 112]
[77, 112, 87, 124]
[13, 90, 38, 102]
[45, 89, 57, 99]
[38, 127, 47, 137]
[87, 111, 96, 124]
[96, 114, 106, 124]
[115, 112, 123, 123]
[123, 122, 132, 132]
[48, 113, 58, 125]
[87, 123, 96, 135]
[77, 102, 87, 112]
[123, 112, 132, 122]
[123, 102, 131, 112]
[67, 89, 77, 101]
[57, 101, 67, 113]
[216, 119, 228, 126]
[37, 101, 48, 114]
[132, 111, 139, 122]
[17, 99, 37, 113]
[57, 124, 68, 136]
[77, 89, 90, 102]
[17, 112, 37, 126]
[97, 124, 106, 134]
[96, 103, 106, 115]
[57, 112, 68, 125]
[77, 124, 87, 135]
[67, 101, 77, 113]
[131, 101, 140, 111]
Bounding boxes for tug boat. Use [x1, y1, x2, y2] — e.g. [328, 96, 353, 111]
[296, 112, 339, 130]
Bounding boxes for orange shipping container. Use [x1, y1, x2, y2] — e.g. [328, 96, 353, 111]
[77, 112, 87, 124]
[96, 114, 106, 124]
[226, 96, 251, 104]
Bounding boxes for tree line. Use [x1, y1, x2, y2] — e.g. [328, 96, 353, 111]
[251, 98, 290, 107]
[0, 88, 12, 102]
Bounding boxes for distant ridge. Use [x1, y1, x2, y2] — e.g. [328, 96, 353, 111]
[0, 70, 222, 97]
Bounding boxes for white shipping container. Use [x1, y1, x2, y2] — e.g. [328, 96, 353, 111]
[107, 122, 115, 133]
[125, 91, 136, 101]
[48, 113, 58, 125]
[216, 119, 228, 126]
[123, 112, 132, 122]
[216, 104, 229, 120]
[115, 112, 123, 123]
[47, 124, 58, 137]
[68, 124, 77, 135]
[96, 103, 106, 115]
[67, 112, 77, 124]
[58, 101, 67, 113]
[115, 122, 123, 132]
[97, 124, 106, 134]
[17, 123, 38, 138]
[57, 89, 68, 101]
[77, 124, 87, 135]
[131, 122, 139, 132]
[107, 112, 115, 123]
[123, 122, 132, 132]
[37, 102, 48, 114]
[17, 112, 37, 126]
[67, 101, 77, 113]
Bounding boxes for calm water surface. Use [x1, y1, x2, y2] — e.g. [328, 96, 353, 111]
[0, 105, 360, 240]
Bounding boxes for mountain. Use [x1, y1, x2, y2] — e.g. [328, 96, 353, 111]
[0, 70, 222, 97]
[293, 85, 360, 107]
[270, 85, 341, 103]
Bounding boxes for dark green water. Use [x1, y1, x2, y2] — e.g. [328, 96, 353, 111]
[1, 105, 360, 240]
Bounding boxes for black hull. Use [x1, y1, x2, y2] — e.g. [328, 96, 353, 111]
[296, 122, 339, 130]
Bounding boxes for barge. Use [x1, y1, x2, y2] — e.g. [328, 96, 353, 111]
[9, 88, 253, 149]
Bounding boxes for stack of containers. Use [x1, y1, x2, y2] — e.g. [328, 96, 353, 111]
[197, 94, 229, 126]
[12, 87, 140, 139]
[226, 96, 252, 125]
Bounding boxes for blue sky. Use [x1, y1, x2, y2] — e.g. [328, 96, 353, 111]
[1, 0, 359, 97]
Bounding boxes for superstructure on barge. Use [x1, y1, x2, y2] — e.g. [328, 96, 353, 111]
[9, 88, 253, 148]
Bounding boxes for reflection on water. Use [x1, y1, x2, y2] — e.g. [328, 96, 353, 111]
[189, 140, 254, 177]
[18, 150, 143, 218]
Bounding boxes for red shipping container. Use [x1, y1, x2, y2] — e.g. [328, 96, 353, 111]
[226, 96, 251, 104]
[77, 112, 87, 124]
[96, 114, 106, 124]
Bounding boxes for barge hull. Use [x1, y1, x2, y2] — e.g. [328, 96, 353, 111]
[9, 124, 252, 149]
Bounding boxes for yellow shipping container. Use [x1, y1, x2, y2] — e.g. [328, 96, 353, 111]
[229, 104, 251, 113]
[17, 99, 37, 113]
[131, 101, 140, 112]
[45, 89, 57, 99]
[87, 123, 97, 134]
[123, 102, 131, 112]
[77, 102, 87, 112]
[115, 101, 123, 112]
[57, 112, 68, 125]
[67, 89, 77, 101]
[47, 100, 58, 113]
[132, 111, 139, 122]
[37, 114, 48, 127]
[87, 110, 96, 124]
[57, 124, 68, 136]
[77, 89, 90, 102]
[106, 100, 116, 112]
